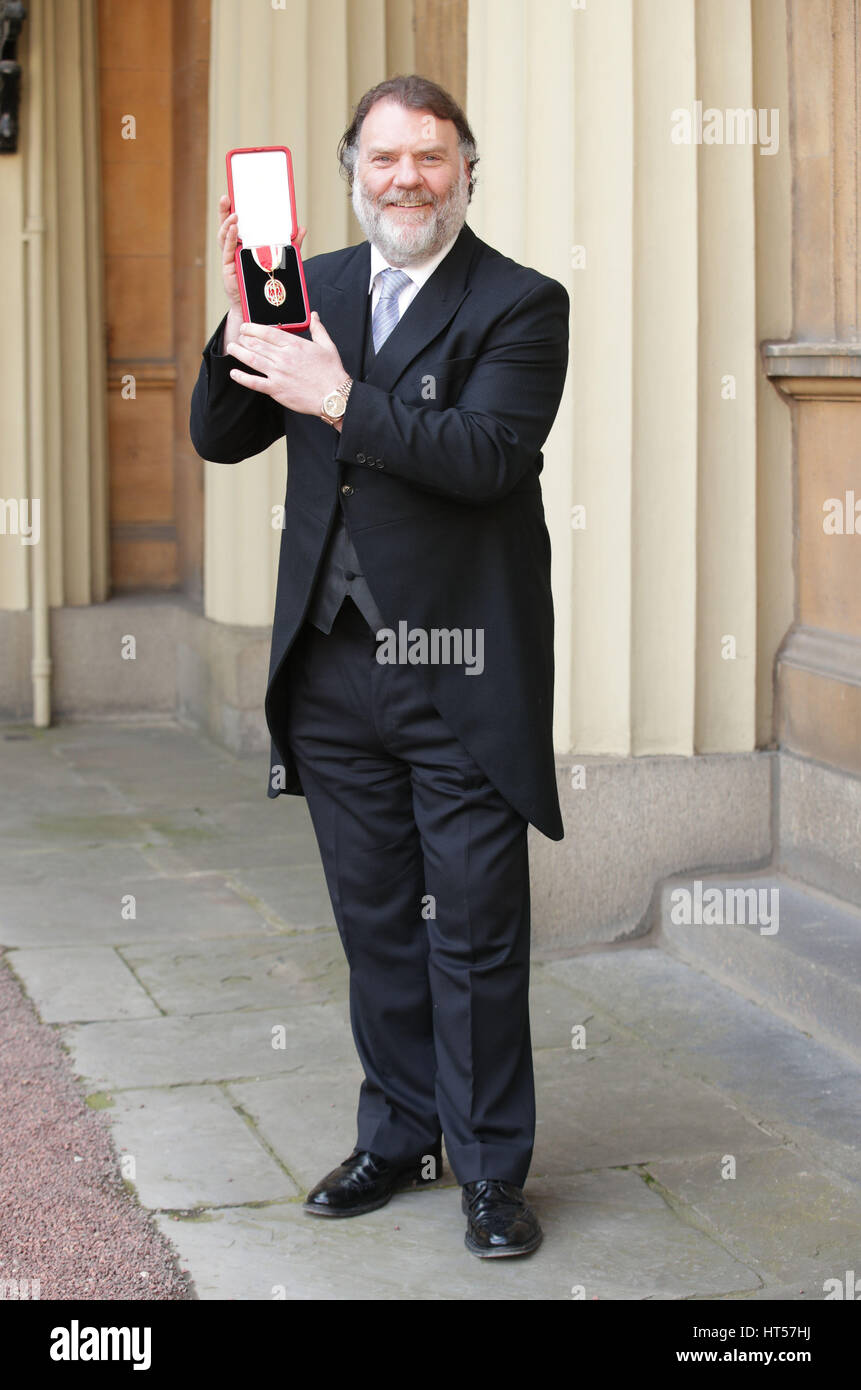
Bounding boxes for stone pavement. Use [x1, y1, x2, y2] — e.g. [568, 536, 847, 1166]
[1, 719, 860, 1300]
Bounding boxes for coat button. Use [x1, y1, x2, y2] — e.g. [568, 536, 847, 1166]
[340, 483, 354, 496]
[344, 570, 356, 581]
[355, 452, 366, 463]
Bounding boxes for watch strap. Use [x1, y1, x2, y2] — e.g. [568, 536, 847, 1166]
[322, 377, 353, 424]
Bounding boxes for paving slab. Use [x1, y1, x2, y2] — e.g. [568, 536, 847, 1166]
[110, 809, 303, 878]
[49, 722, 251, 770]
[0, 873, 277, 949]
[154, 1167, 760, 1301]
[120, 929, 348, 1015]
[719, 1276, 849, 1300]
[7, 945, 160, 1022]
[135, 843, 316, 879]
[47, 727, 263, 809]
[63, 1002, 354, 1090]
[4, 808, 165, 851]
[105, 1085, 299, 1210]
[645, 1147, 861, 1287]
[543, 949, 861, 1185]
[225, 864, 337, 931]
[0, 778, 132, 828]
[227, 1067, 376, 1192]
[0, 843, 165, 888]
[528, 960, 615, 1051]
[531, 1046, 783, 1177]
[198, 795, 318, 850]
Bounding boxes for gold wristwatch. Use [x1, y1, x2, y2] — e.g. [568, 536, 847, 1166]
[321, 377, 353, 425]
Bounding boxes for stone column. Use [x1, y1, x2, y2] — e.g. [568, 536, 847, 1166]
[0, 0, 108, 615]
[468, 0, 780, 761]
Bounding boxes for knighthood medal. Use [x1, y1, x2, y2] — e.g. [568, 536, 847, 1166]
[252, 245, 287, 306]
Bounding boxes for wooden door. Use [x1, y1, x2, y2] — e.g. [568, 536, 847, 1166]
[98, 0, 209, 596]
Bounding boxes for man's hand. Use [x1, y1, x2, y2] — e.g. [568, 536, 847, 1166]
[225, 312, 348, 423]
[216, 193, 307, 353]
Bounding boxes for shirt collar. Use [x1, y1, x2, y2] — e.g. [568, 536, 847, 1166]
[368, 227, 462, 295]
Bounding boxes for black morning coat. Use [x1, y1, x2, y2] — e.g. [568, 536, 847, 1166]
[189, 221, 570, 840]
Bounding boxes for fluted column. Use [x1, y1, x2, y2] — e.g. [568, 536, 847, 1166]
[631, 0, 699, 754]
[468, 0, 576, 750]
[0, 0, 108, 614]
[693, 0, 758, 753]
[468, 0, 785, 761]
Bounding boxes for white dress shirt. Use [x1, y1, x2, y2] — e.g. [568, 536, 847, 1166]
[368, 229, 462, 327]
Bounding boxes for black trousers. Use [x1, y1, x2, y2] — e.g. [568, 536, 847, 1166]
[282, 595, 535, 1186]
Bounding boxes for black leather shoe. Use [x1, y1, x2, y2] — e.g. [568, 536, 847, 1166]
[303, 1146, 443, 1218]
[462, 1179, 543, 1257]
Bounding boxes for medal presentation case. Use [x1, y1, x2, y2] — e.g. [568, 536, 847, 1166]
[226, 145, 310, 330]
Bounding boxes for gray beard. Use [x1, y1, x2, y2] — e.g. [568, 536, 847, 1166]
[351, 163, 469, 266]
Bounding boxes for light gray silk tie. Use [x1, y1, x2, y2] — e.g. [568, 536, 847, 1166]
[372, 267, 412, 352]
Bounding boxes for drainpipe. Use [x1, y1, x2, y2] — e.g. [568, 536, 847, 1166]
[22, 0, 51, 727]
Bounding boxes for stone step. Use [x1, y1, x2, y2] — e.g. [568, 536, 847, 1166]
[654, 870, 861, 1066]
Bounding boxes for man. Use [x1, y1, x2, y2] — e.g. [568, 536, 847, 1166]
[189, 75, 569, 1258]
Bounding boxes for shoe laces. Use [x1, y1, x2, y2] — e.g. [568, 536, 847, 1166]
[464, 1178, 524, 1215]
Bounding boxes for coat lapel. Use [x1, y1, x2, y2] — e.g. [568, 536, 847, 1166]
[318, 222, 478, 395]
[317, 241, 372, 383]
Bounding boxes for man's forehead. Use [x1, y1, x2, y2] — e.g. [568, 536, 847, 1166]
[359, 101, 458, 146]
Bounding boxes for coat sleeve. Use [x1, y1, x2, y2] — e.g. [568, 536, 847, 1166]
[334, 278, 569, 504]
[189, 311, 286, 464]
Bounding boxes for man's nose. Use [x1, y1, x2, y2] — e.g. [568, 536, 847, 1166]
[392, 157, 423, 186]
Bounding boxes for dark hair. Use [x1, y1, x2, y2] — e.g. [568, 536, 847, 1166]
[338, 74, 479, 201]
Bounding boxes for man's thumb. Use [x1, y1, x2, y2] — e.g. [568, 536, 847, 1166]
[309, 309, 331, 342]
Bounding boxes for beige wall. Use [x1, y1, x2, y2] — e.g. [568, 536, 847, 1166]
[467, 0, 792, 757]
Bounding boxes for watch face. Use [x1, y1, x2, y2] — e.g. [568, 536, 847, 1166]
[323, 391, 346, 418]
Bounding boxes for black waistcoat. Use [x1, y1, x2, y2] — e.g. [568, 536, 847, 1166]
[304, 293, 385, 634]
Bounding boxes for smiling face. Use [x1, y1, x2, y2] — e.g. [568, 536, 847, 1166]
[351, 99, 471, 266]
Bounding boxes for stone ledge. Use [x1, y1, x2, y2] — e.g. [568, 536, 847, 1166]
[777, 624, 861, 687]
[0, 597, 272, 757]
[761, 340, 861, 400]
[530, 751, 773, 949]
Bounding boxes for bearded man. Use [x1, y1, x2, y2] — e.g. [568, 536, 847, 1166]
[189, 74, 569, 1259]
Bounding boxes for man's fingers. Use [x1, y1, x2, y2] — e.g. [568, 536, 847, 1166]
[239, 322, 302, 349]
[228, 366, 274, 394]
[225, 339, 280, 371]
[218, 199, 238, 249]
